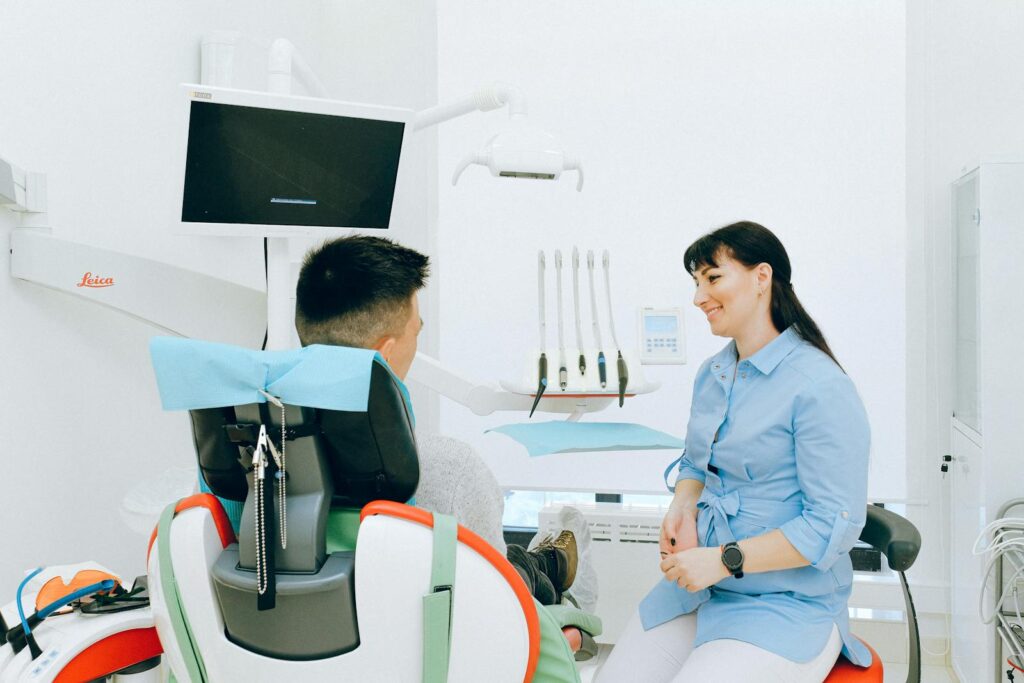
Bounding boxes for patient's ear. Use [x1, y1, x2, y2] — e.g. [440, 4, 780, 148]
[373, 336, 397, 364]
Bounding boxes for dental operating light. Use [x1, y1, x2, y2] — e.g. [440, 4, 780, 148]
[412, 84, 583, 191]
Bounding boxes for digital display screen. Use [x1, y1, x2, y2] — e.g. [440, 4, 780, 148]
[644, 315, 678, 334]
[181, 101, 405, 229]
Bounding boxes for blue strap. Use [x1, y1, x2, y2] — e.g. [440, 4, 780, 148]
[663, 451, 685, 492]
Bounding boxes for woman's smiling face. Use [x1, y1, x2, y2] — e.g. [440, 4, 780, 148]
[691, 250, 765, 339]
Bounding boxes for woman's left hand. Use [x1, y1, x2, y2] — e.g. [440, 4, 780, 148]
[660, 546, 730, 592]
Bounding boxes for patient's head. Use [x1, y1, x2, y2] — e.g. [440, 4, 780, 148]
[296, 235, 429, 380]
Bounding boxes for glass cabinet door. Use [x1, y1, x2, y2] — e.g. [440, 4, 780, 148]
[954, 173, 981, 433]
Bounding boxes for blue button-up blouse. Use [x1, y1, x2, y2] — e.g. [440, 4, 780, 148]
[638, 326, 871, 666]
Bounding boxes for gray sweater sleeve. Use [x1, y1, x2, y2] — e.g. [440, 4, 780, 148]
[413, 431, 508, 555]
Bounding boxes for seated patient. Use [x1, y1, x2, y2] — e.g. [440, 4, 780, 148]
[294, 234, 578, 607]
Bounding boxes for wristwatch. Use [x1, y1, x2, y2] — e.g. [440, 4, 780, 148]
[721, 542, 745, 579]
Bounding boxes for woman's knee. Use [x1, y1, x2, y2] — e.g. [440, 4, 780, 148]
[594, 612, 697, 683]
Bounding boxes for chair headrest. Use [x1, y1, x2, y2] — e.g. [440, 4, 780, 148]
[150, 337, 419, 507]
[150, 337, 408, 412]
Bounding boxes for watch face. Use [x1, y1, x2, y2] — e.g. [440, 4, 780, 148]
[723, 545, 743, 570]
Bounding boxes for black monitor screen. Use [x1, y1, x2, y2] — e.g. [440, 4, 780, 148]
[181, 100, 405, 229]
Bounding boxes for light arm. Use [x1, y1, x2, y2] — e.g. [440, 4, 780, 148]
[268, 38, 329, 97]
[412, 84, 526, 131]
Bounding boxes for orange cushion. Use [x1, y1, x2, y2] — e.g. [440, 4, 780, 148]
[824, 639, 883, 682]
[54, 627, 162, 683]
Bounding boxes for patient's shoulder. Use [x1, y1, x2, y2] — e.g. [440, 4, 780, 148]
[415, 431, 497, 486]
[416, 430, 479, 457]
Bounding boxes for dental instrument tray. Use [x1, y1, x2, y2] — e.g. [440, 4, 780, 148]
[501, 347, 657, 398]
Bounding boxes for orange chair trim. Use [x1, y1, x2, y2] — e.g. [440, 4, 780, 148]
[146, 493, 237, 563]
[823, 638, 883, 682]
[53, 627, 162, 683]
[361, 500, 542, 683]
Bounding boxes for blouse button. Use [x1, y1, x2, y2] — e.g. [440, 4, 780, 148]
[720, 375, 726, 380]
[841, 511, 849, 519]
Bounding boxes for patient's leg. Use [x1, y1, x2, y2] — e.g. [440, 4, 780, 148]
[507, 543, 559, 605]
[413, 432, 586, 611]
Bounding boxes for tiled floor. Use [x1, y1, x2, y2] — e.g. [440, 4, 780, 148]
[576, 645, 960, 682]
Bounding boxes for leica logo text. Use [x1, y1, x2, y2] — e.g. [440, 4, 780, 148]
[77, 272, 115, 288]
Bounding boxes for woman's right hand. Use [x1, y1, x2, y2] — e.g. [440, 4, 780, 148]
[660, 502, 698, 560]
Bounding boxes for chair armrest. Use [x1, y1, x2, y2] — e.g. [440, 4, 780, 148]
[859, 505, 921, 572]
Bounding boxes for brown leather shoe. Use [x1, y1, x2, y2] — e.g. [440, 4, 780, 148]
[531, 530, 578, 592]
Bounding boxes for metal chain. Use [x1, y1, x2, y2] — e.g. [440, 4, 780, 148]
[252, 394, 289, 597]
[253, 431, 268, 595]
[278, 402, 287, 550]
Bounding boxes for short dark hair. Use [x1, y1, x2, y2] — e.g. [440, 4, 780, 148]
[295, 235, 430, 348]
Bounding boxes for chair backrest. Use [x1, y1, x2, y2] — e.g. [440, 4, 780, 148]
[188, 360, 419, 574]
[149, 338, 422, 660]
[148, 497, 540, 682]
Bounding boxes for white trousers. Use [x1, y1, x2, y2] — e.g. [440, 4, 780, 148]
[595, 611, 842, 683]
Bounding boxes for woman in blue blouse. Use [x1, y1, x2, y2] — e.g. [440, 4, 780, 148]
[597, 222, 870, 681]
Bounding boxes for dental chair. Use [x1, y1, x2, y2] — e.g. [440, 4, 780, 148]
[825, 504, 922, 683]
[0, 564, 161, 683]
[146, 338, 598, 682]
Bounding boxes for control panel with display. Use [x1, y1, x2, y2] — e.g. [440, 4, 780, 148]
[638, 307, 686, 365]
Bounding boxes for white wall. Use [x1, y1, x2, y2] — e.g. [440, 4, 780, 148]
[0, 0, 438, 589]
[904, 0, 1024, 658]
[435, 1, 907, 500]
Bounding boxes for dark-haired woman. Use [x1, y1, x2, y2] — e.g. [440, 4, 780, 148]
[596, 222, 871, 682]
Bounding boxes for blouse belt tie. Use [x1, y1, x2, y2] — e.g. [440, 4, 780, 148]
[696, 488, 804, 547]
[697, 488, 741, 546]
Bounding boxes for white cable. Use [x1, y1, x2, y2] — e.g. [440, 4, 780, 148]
[587, 250, 603, 350]
[911, 495, 952, 658]
[1010, 591, 1024, 668]
[974, 516, 1024, 634]
[555, 250, 567, 389]
[602, 250, 621, 350]
[572, 247, 584, 361]
[538, 251, 547, 349]
[973, 517, 1024, 555]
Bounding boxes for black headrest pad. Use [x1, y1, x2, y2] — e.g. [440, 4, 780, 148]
[189, 360, 418, 506]
[320, 362, 419, 507]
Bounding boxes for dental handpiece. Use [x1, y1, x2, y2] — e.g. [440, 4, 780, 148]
[531, 251, 548, 418]
[603, 250, 629, 406]
[572, 247, 586, 375]
[587, 250, 607, 389]
[555, 250, 568, 390]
